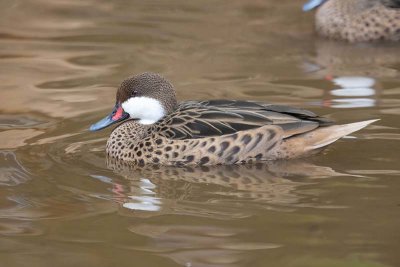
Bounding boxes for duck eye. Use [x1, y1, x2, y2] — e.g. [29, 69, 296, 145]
[131, 90, 138, 97]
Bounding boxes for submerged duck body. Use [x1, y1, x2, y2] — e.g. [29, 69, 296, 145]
[303, 0, 400, 42]
[90, 73, 377, 166]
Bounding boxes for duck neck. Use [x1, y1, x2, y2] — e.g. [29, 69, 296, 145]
[106, 120, 150, 157]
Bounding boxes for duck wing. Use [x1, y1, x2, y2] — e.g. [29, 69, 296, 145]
[154, 100, 332, 140]
[380, 0, 400, 8]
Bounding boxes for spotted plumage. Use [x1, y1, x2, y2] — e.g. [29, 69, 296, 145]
[90, 72, 378, 166]
[304, 0, 400, 42]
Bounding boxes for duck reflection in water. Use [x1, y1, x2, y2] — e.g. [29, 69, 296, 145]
[301, 43, 392, 109]
[107, 156, 348, 216]
[321, 76, 380, 108]
[106, 157, 352, 267]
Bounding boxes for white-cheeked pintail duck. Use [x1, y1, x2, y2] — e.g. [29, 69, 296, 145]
[90, 72, 378, 166]
[303, 0, 400, 42]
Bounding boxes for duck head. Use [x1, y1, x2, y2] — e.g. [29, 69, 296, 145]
[303, 0, 328, 11]
[90, 72, 177, 131]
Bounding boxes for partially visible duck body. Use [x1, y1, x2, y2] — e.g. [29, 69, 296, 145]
[90, 73, 378, 166]
[303, 0, 400, 42]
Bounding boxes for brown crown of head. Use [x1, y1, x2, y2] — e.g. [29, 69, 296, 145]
[116, 72, 178, 114]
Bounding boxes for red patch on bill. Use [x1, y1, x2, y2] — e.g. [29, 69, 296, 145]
[112, 107, 124, 120]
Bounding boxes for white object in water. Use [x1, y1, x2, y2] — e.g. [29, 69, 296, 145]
[331, 76, 375, 88]
[331, 88, 375, 97]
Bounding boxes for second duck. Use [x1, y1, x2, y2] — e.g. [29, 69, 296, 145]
[303, 0, 400, 42]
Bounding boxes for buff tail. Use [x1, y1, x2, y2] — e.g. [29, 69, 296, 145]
[304, 119, 379, 150]
[282, 119, 379, 158]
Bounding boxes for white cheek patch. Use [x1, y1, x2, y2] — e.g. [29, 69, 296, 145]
[121, 96, 166, 125]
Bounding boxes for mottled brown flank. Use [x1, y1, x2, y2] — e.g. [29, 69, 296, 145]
[314, 0, 400, 42]
[107, 118, 288, 166]
[241, 134, 252, 145]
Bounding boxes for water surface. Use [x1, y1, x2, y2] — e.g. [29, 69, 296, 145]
[0, 0, 399, 266]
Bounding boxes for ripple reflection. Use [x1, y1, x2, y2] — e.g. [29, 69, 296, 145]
[107, 158, 348, 218]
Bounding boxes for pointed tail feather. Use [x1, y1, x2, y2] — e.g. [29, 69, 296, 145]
[304, 119, 379, 150]
[276, 119, 378, 159]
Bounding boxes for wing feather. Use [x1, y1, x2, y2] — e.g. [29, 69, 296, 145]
[381, 0, 400, 8]
[153, 100, 331, 140]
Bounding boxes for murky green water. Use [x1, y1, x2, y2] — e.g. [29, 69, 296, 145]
[0, 0, 399, 266]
